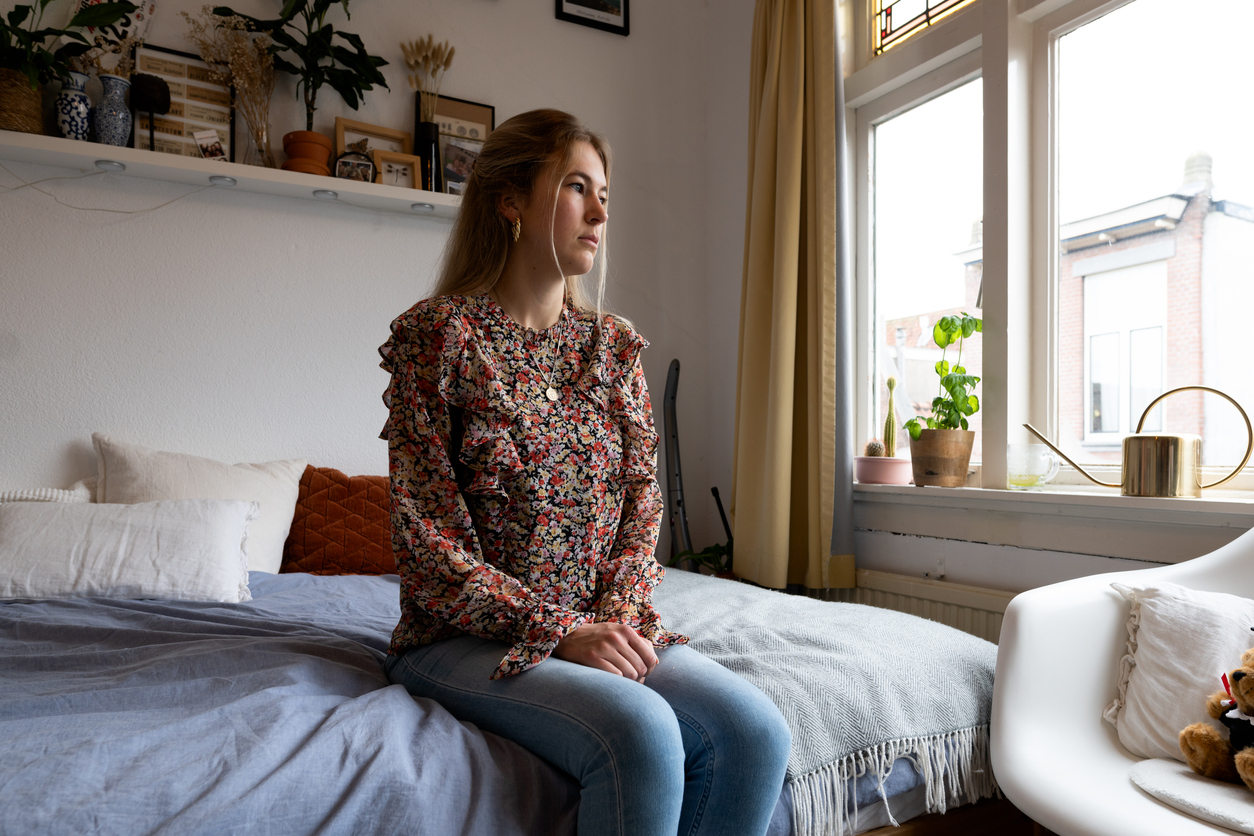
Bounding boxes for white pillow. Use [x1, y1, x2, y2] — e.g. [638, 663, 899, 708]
[93, 433, 305, 573]
[1103, 581, 1254, 762]
[0, 499, 255, 603]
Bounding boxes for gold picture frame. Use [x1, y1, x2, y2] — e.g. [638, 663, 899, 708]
[334, 117, 412, 158]
[371, 150, 423, 189]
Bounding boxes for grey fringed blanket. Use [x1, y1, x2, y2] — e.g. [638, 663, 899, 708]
[653, 569, 999, 836]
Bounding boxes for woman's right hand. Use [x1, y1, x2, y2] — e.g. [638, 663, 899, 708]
[554, 622, 659, 681]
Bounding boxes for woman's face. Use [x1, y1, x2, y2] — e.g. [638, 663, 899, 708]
[521, 140, 608, 279]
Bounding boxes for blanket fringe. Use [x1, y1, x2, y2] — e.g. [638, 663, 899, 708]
[788, 724, 998, 836]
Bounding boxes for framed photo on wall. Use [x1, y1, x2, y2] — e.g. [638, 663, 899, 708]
[131, 44, 235, 161]
[430, 95, 495, 195]
[555, 0, 629, 36]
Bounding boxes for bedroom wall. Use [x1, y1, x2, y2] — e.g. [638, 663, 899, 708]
[0, 0, 756, 558]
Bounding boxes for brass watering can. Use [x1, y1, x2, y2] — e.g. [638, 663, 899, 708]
[1024, 386, 1254, 498]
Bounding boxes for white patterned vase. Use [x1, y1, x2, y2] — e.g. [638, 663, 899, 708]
[93, 74, 132, 147]
[55, 72, 91, 141]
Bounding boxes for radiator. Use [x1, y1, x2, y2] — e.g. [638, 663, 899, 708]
[820, 570, 1016, 644]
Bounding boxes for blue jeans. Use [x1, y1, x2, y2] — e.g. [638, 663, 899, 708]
[386, 638, 791, 836]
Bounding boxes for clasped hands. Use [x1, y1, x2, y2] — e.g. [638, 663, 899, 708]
[553, 622, 659, 682]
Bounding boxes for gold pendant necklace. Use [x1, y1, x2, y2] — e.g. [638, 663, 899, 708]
[540, 320, 561, 402]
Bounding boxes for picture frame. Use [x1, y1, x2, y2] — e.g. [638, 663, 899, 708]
[430, 95, 495, 195]
[335, 117, 412, 158]
[192, 129, 227, 161]
[371, 151, 423, 189]
[334, 150, 377, 184]
[555, 0, 629, 36]
[131, 44, 235, 161]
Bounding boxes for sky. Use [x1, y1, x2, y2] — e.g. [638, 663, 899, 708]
[873, 0, 1254, 321]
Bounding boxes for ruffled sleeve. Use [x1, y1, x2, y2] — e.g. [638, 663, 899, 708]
[380, 299, 593, 677]
[588, 318, 688, 648]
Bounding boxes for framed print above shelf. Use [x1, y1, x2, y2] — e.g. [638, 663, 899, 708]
[131, 44, 235, 161]
[555, 0, 629, 36]
[430, 95, 494, 195]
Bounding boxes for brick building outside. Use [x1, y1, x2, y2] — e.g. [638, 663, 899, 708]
[879, 152, 1254, 468]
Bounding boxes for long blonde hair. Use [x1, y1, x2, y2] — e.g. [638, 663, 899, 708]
[432, 109, 612, 316]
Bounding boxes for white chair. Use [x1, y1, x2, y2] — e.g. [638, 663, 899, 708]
[992, 525, 1254, 835]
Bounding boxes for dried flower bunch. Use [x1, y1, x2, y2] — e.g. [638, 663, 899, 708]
[183, 6, 277, 167]
[76, 32, 141, 77]
[401, 34, 453, 123]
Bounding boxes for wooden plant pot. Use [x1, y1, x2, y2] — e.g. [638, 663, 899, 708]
[909, 429, 975, 488]
[0, 68, 43, 135]
[281, 130, 332, 176]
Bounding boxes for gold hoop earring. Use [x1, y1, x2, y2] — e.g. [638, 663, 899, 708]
[512, 216, 521, 243]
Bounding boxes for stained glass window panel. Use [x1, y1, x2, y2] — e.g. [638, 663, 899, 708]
[874, 0, 977, 55]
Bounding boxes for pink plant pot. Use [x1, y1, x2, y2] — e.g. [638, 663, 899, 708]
[854, 456, 913, 485]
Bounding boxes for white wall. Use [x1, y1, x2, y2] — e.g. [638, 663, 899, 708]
[0, 0, 757, 559]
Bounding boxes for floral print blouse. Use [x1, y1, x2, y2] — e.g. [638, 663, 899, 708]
[379, 294, 688, 679]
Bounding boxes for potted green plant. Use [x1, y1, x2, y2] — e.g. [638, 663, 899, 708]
[0, 0, 136, 134]
[904, 312, 982, 487]
[856, 376, 913, 484]
[213, 0, 388, 176]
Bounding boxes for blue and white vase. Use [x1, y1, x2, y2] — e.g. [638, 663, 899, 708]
[93, 74, 131, 147]
[55, 71, 91, 141]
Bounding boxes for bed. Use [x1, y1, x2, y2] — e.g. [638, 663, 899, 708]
[0, 443, 1004, 836]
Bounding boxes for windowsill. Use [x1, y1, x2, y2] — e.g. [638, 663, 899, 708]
[852, 481, 1254, 562]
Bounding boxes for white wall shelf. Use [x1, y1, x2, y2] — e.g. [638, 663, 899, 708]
[0, 129, 460, 220]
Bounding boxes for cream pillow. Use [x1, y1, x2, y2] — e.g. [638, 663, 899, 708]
[93, 433, 305, 573]
[0, 499, 255, 603]
[1103, 581, 1254, 762]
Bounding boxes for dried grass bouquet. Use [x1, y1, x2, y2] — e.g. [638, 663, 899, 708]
[401, 34, 453, 123]
[182, 6, 277, 167]
[76, 32, 141, 78]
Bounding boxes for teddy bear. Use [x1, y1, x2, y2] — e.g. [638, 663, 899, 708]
[1179, 647, 1254, 790]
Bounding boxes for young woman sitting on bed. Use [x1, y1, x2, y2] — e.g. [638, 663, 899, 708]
[379, 109, 791, 836]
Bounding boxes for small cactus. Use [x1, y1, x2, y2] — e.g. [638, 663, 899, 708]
[884, 377, 898, 458]
[864, 439, 885, 457]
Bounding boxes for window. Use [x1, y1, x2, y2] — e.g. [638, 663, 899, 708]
[1078, 261, 1166, 453]
[851, 0, 1254, 490]
[871, 79, 983, 461]
[1057, 0, 1254, 470]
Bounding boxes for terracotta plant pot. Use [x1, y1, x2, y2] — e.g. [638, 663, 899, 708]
[909, 429, 975, 488]
[0, 68, 43, 135]
[854, 456, 913, 485]
[281, 130, 332, 176]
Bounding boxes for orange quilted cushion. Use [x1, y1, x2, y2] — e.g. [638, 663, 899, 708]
[280, 465, 394, 575]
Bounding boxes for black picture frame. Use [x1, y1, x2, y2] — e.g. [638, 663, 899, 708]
[334, 150, 377, 184]
[130, 44, 236, 162]
[555, 0, 629, 36]
[424, 94, 495, 195]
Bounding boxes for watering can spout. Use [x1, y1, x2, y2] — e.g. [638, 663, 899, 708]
[1023, 424, 1120, 488]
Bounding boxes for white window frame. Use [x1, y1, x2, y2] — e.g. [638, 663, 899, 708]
[847, 0, 1254, 560]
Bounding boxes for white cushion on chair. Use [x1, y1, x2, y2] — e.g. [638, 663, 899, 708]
[1103, 581, 1254, 762]
[1129, 758, 1254, 834]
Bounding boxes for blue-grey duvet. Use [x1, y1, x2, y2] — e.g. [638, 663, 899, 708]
[0, 573, 578, 836]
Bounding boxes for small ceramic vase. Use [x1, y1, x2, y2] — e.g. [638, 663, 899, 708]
[55, 72, 92, 141]
[93, 74, 132, 147]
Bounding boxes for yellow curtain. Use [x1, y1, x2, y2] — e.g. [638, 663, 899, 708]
[731, 0, 854, 590]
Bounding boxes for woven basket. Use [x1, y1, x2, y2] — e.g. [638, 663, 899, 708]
[0, 68, 43, 135]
